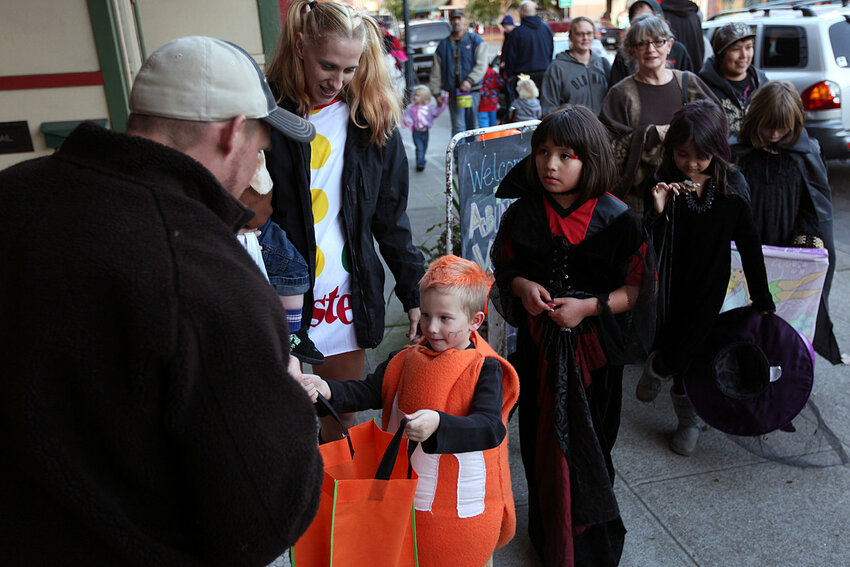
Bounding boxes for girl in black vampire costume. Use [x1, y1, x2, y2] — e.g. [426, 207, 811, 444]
[491, 106, 656, 567]
[731, 81, 841, 364]
[637, 100, 775, 456]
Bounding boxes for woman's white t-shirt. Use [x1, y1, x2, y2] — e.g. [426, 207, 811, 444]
[308, 100, 359, 356]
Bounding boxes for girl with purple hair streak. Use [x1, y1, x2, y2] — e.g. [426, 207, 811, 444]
[636, 99, 775, 456]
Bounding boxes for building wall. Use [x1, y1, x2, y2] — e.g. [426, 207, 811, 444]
[0, 0, 109, 170]
[135, 0, 265, 64]
[0, 0, 273, 170]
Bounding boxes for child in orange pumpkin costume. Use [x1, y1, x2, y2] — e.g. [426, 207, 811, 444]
[301, 254, 520, 567]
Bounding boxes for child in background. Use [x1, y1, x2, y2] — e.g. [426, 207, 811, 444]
[731, 80, 841, 364]
[401, 85, 448, 171]
[238, 151, 324, 365]
[490, 106, 655, 566]
[478, 64, 504, 128]
[508, 74, 541, 122]
[639, 100, 774, 455]
[301, 255, 520, 567]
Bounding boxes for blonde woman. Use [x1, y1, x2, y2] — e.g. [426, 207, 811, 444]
[265, 0, 425, 441]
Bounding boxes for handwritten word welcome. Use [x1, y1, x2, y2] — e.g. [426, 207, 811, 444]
[464, 152, 523, 194]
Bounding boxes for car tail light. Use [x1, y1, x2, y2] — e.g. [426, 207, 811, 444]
[801, 81, 840, 111]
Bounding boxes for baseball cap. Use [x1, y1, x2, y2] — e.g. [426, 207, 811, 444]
[130, 36, 314, 143]
[711, 23, 756, 57]
[449, 9, 465, 19]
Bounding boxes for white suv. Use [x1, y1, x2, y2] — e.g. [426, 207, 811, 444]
[703, 0, 850, 160]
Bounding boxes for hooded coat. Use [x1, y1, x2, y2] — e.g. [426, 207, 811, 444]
[661, 0, 705, 65]
[540, 50, 612, 115]
[699, 55, 768, 135]
[503, 14, 555, 77]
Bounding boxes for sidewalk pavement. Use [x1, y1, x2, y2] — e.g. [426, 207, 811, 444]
[362, 93, 850, 566]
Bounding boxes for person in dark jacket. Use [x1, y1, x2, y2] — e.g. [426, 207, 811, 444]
[609, 0, 693, 87]
[731, 80, 842, 364]
[540, 16, 612, 114]
[502, 1, 554, 94]
[661, 0, 705, 65]
[699, 22, 767, 135]
[430, 9, 489, 135]
[265, 0, 425, 442]
[0, 36, 323, 566]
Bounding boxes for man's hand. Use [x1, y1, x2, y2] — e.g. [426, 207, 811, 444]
[459, 79, 472, 93]
[404, 409, 440, 442]
[435, 95, 444, 107]
[287, 354, 302, 379]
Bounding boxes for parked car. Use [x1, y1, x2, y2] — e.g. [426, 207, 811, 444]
[703, 1, 850, 160]
[596, 21, 624, 51]
[546, 19, 572, 34]
[400, 19, 452, 82]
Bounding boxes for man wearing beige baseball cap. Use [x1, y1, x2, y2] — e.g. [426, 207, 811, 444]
[0, 37, 322, 565]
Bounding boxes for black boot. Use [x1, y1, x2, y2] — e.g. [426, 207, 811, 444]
[290, 328, 324, 365]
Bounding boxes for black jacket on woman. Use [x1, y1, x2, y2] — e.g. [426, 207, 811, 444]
[266, 100, 424, 348]
[731, 130, 841, 363]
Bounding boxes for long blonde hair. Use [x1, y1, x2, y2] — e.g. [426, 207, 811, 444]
[266, 0, 401, 145]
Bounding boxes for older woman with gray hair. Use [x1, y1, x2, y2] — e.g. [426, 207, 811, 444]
[599, 15, 719, 213]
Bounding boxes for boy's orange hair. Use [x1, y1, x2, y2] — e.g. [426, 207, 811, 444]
[419, 255, 493, 318]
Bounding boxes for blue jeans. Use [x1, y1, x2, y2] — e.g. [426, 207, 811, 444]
[478, 110, 497, 128]
[412, 129, 429, 168]
[448, 91, 480, 137]
[258, 218, 310, 296]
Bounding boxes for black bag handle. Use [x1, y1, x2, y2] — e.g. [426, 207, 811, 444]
[315, 393, 354, 459]
[375, 418, 419, 481]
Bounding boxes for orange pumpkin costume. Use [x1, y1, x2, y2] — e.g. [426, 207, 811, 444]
[380, 331, 520, 567]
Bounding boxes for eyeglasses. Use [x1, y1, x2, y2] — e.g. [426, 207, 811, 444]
[634, 38, 669, 51]
[572, 31, 594, 38]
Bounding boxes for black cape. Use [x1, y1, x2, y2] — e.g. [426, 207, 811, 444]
[731, 129, 841, 363]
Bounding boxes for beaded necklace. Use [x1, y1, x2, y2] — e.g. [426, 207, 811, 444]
[683, 180, 715, 213]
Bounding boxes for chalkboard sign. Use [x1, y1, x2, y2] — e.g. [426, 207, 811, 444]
[0, 121, 34, 154]
[455, 130, 533, 270]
